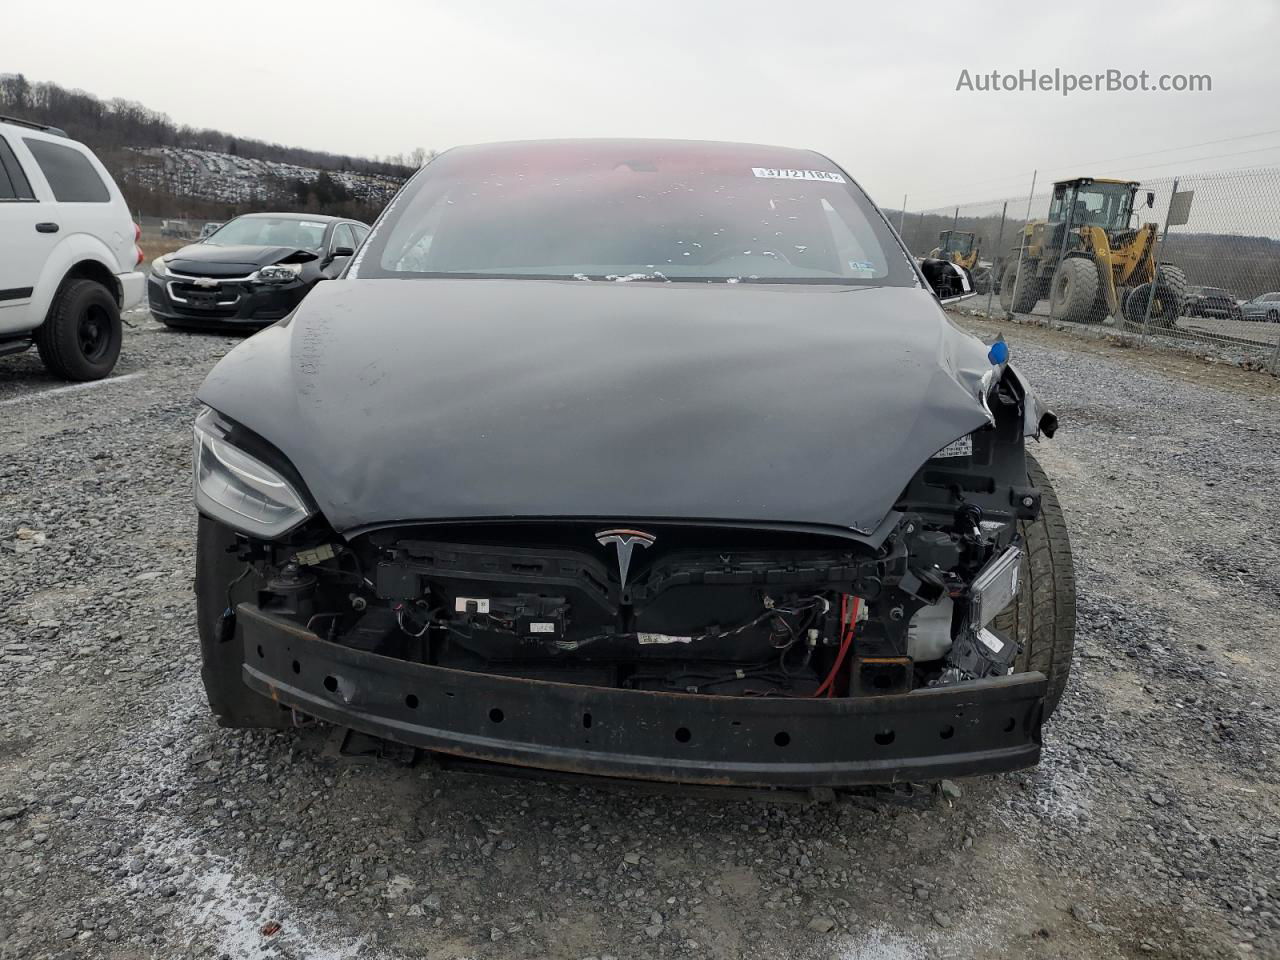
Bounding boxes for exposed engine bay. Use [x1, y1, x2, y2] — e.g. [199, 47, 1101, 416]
[220, 368, 1050, 702]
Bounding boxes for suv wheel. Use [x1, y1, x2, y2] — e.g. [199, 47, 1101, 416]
[35, 278, 122, 381]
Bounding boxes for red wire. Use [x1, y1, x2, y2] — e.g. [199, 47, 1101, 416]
[814, 595, 859, 697]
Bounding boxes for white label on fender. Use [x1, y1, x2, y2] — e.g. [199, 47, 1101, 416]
[751, 168, 846, 183]
[529, 622, 556, 633]
[933, 435, 973, 459]
[637, 633, 694, 645]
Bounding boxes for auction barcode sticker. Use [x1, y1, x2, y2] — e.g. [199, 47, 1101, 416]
[751, 168, 846, 183]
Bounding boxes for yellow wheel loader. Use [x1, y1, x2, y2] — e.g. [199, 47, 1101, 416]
[929, 230, 992, 294]
[997, 178, 1186, 327]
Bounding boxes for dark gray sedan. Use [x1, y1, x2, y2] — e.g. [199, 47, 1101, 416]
[148, 213, 368, 328]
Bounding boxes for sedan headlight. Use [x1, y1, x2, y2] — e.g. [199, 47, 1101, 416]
[250, 263, 304, 283]
[151, 256, 172, 278]
[193, 408, 312, 538]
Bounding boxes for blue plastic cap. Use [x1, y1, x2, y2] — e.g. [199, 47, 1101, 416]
[988, 340, 1010, 365]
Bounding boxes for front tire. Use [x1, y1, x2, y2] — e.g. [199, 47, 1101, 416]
[999, 261, 1040, 314]
[993, 455, 1076, 719]
[196, 515, 292, 728]
[34, 278, 122, 381]
[1048, 258, 1106, 324]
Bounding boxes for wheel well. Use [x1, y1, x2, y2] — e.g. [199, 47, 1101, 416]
[60, 260, 121, 306]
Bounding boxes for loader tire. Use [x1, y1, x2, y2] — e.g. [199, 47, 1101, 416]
[1048, 258, 1105, 324]
[196, 515, 292, 729]
[993, 455, 1076, 719]
[972, 265, 992, 295]
[1154, 263, 1187, 320]
[1124, 265, 1186, 330]
[999, 261, 1039, 314]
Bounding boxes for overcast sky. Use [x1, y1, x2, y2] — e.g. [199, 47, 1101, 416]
[5, 0, 1279, 210]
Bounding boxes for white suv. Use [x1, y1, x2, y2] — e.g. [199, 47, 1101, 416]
[0, 116, 144, 380]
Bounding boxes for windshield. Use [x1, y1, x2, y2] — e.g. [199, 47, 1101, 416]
[1070, 183, 1134, 230]
[205, 217, 328, 252]
[354, 141, 914, 285]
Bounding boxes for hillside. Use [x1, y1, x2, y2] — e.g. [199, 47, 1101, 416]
[0, 74, 421, 222]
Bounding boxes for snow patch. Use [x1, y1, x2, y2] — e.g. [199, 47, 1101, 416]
[91, 680, 397, 959]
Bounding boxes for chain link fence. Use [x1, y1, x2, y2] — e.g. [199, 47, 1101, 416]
[898, 166, 1280, 375]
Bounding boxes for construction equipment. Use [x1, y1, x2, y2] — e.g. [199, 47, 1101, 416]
[998, 178, 1186, 327]
[930, 230, 993, 294]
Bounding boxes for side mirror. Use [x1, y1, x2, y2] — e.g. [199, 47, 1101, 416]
[1146, 192, 1155, 208]
[331, 245, 355, 259]
[919, 257, 974, 303]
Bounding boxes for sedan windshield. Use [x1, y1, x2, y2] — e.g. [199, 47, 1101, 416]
[354, 141, 914, 285]
[205, 217, 328, 252]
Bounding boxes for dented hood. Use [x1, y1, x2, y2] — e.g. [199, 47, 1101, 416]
[197, 278, 996, 535]
[168, 243, 318, 275]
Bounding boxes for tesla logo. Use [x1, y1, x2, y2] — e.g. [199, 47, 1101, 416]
[595, 528, 655, 590]
[193, 277, 219, 288]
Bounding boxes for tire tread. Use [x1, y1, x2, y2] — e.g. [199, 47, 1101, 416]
[994, 455, 1077, 717]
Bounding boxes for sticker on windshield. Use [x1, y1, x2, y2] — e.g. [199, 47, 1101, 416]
[848, 259, 877, 278]
[751, 167, 846, 183]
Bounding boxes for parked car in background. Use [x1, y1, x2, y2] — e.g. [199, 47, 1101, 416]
[1184, 285, 1243, 320]
[192, 138, 1073, 791]
[1239, 291, 1280, 322]
[147, 213, 367, 328]
[198, 221, 223, 241]
[0, 115, 144, 380]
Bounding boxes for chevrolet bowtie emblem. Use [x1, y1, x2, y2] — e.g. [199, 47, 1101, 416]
[595, 528, 656, 591]
[193, 277, 219, 288]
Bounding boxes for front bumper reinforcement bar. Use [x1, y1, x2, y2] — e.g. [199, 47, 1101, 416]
[237, 604, 1046, 788]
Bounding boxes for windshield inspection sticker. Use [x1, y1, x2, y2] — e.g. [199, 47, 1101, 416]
[752, 167, 846, 183]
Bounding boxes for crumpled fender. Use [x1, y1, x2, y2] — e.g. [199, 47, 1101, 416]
[1002, 364, 1059, 439]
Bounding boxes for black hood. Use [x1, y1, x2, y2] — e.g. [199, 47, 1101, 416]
[197, 279, 997, 536]
[168, 243, 318, 276]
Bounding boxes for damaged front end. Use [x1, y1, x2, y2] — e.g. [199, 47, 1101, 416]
[149, 247, 323, 325]
[195, 361, 1056, 788]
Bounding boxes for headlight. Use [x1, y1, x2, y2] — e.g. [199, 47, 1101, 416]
[151, 256, 171, 278]
[193, 408, 312, 538]
[969, 545, 1022, 627]
[250, 263, 304, 283]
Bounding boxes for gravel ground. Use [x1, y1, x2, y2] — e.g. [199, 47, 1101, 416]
[987, 300, 1280, 373]
[1, 307, 1278, 960]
